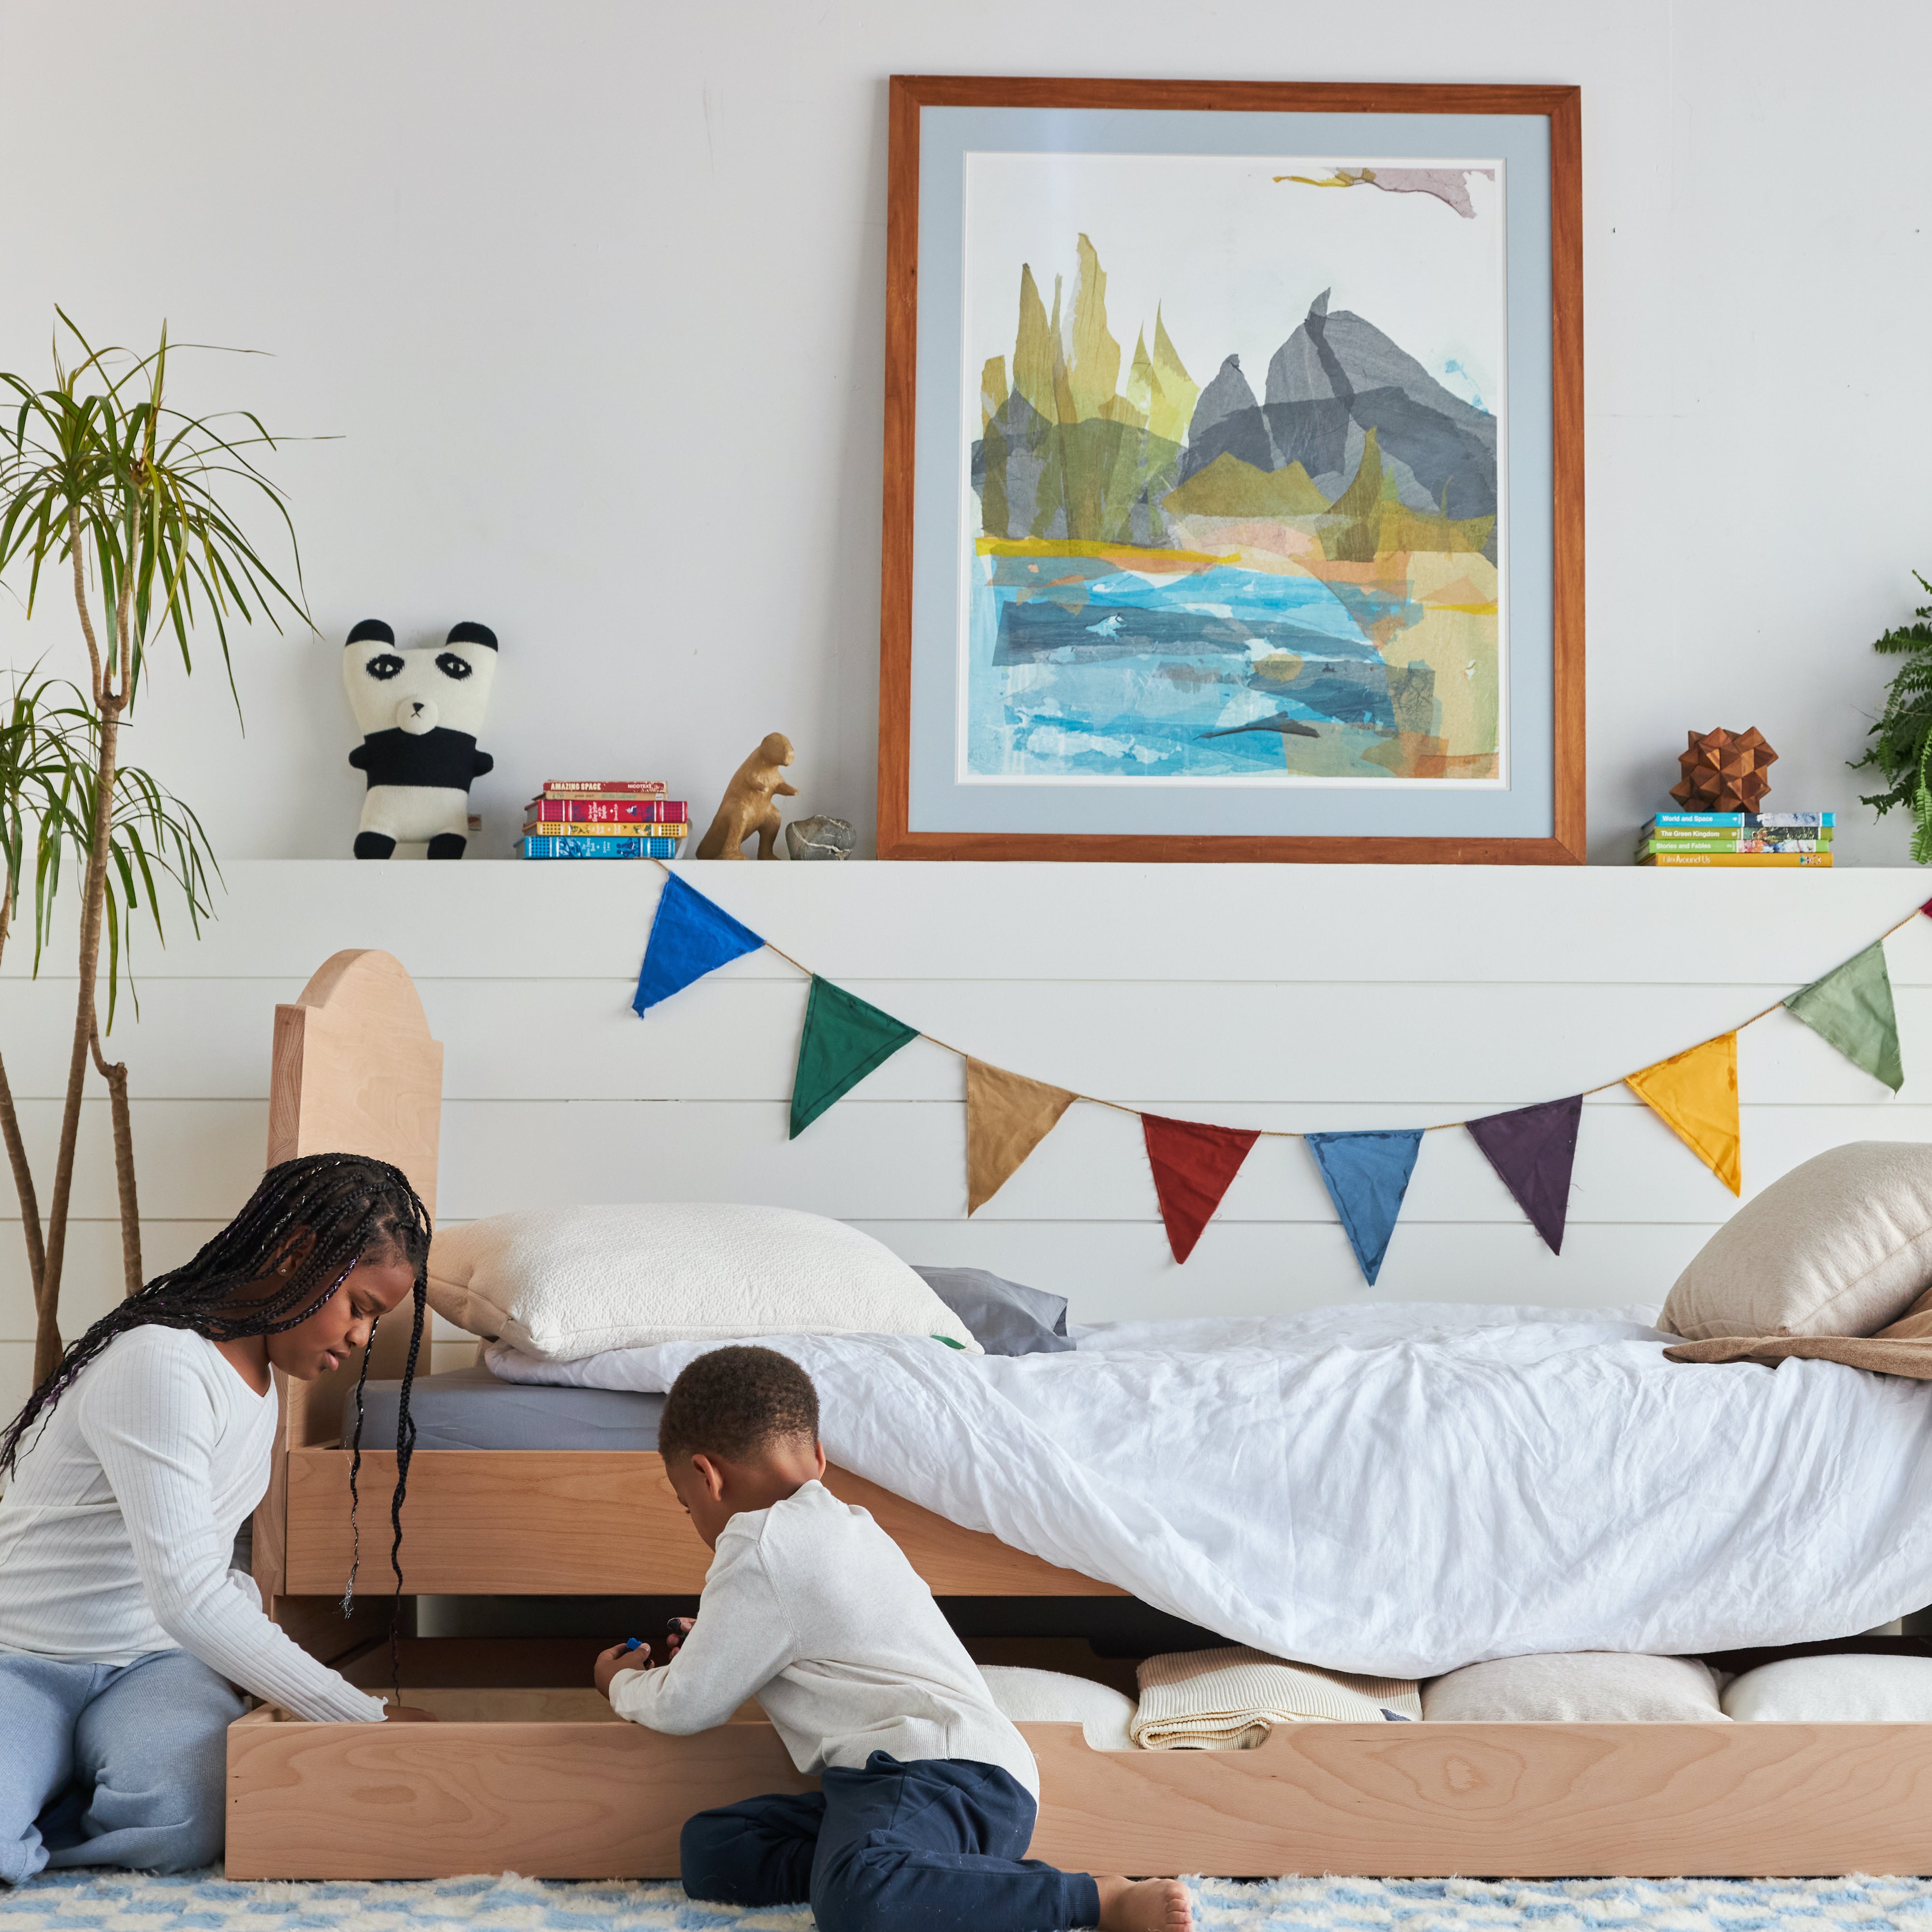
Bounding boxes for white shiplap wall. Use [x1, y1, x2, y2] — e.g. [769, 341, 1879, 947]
[3, 859, 1929, 1412]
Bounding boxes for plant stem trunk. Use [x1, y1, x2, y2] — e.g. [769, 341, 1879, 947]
[35, 522, 125, 1384]
[89, 1025, 142, 1295]
[0, 889, 47, 1308]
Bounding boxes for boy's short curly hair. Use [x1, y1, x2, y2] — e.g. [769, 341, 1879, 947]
[657, 1345, 821, 1467]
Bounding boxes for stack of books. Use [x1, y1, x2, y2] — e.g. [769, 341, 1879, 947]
[519, 781, 690, 860]
[1637, 811, 1834, 867]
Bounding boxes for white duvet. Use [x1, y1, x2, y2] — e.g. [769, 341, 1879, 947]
[485, 1302, 1932, 1676]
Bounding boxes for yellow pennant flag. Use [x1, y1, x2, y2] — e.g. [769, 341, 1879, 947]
[966, 1059, 1077, 1215]
[1626, 1032, 1741, 1195]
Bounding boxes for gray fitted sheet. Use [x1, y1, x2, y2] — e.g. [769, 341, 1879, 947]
[341, 1364, 664, 1451]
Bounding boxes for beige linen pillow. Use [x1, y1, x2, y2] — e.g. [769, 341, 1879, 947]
[1421, 1653, 1727, 1723]
[1658, 1141, 1932, 1343]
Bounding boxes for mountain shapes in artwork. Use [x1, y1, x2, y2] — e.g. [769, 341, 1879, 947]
[968, 232, 1501, 782]
[1181, 292, 1498, 540]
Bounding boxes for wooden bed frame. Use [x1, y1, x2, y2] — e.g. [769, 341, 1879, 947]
[235, 950, 1932, 1880]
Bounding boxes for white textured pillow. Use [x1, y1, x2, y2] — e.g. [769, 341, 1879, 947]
[1421, 1653, 1727, 1723]
[1660, 1142, 1932, 1342]
[427, 1204, 979, 1361]
[979, 1666, 1137, 1751]
[1724, 1654, 1932, 1721]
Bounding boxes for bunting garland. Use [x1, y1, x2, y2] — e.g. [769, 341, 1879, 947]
[633, 873, 765, 1014]
[1626, 1034, 1741, 1195]
[1784, 944, 1904, 1093]
[1142, 1115, 1261, 1264]
[1466, 1095, 1584, 1255]
[634, 868, 1931, 1274]
[1305, 1131, 1424, 1285]
[790, 977, 919, 1139]
[966, 1060, 1078, 1215]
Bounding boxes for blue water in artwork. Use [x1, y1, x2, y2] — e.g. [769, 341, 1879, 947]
[965, 557, 1422, 781]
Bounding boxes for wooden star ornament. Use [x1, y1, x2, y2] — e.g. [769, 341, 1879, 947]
[1670, 726, 1777, 814]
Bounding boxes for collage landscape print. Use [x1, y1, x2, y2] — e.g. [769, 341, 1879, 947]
[963, 152, 1505, 787]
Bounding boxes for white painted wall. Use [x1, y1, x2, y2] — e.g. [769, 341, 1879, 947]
[4, 860, 1929, 1415]
[2, 1, 1930, 864]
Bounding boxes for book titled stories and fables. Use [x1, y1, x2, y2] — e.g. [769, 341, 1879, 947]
[1637, 838, 1830, 855]
[520, 835, 682, 860]
[525, 797, 688, 824]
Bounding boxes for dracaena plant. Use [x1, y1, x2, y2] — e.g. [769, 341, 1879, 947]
[0, 313, 312, 1381]
[1851, 572, 1932, 864]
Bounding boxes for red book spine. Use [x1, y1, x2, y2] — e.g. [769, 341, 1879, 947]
[541, 781, 667, 796]
[525, 799, 688, 823]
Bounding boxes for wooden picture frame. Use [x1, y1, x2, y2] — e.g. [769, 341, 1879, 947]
[877, 77, 1583, 863]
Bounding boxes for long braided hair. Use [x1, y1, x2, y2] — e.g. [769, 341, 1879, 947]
[1, 1153, 432, 1680]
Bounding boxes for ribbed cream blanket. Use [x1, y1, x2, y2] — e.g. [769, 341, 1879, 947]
[1132, 1645, 1421, 1750]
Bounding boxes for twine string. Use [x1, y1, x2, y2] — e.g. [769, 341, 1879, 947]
[653, 862, 1926, 1140]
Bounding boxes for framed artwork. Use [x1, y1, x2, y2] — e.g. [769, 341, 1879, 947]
[877, 77, 1582, 863]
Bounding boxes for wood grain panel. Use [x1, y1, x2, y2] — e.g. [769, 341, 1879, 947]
[1023, 1720, 1932, 1878]
[225, 1706, 811, 1879]
[284, 1449, 1120, 1598]
[227, 1705, 1932, 1880]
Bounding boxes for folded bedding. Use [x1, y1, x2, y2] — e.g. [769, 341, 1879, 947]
[1132, 1646, 1419, 1747]
[485, 1299, 1932, 1677]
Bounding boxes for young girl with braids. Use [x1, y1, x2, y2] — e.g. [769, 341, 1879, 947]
[0, 1153, 436, 1883]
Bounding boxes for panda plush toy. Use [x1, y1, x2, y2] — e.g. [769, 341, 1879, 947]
[342, 619, 497, 858]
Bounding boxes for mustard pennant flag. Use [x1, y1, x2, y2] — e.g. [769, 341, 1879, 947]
[966, 1060, 1077, 1215]
[1626, 1032, 1741, 1194]
[1784, 941, 1904, 1093]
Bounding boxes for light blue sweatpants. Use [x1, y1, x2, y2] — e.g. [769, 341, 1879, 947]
[0, 1648, 244, 1883]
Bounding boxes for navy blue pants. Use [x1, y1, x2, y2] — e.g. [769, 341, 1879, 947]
[681, 1751, 1101, 1932]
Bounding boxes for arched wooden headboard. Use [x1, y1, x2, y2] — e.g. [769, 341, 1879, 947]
[253, 950, 445, 1650]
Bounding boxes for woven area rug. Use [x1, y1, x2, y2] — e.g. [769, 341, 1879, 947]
[10, 1871, 1932, 1931]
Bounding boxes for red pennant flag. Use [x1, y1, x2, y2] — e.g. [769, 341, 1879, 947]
[1142, 1114, 1260, 1264]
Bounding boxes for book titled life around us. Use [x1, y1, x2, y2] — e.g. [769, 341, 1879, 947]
[1638, 852, 1834, 867]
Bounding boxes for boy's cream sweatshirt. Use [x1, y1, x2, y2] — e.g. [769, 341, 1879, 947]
[609, 1477, 1038, 1796]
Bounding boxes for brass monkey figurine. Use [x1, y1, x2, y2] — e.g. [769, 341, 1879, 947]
[695, 733, 797, 860]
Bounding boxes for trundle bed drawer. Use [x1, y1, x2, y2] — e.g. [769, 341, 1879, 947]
[224, 1648, 1932, 1880]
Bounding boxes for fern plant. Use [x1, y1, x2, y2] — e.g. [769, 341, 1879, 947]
[1850, 572, 1932, 862]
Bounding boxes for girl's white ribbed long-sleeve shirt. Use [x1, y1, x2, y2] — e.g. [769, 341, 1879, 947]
[0, 1324, 385, 1722]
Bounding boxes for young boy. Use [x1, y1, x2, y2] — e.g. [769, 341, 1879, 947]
[594, 1345, 1191, 1932]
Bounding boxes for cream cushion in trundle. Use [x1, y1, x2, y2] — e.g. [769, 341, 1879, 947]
[1723, 1654, 1932, 1720]
[1421, 1652, 1729, 1722]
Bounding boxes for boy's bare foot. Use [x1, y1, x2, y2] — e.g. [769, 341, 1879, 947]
[1094, 1874, 1193, 1932]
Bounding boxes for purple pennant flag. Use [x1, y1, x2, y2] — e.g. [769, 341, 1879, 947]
[1465, 1095, 1583, 1255]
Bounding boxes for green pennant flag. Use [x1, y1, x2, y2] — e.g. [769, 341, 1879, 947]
[1785, 941, 1904, 1093]
[790, 977, 920, 1138]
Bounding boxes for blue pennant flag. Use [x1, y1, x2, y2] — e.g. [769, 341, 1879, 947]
[633, 873, 765, 1015]
[1304, 1130, 1425, 1286]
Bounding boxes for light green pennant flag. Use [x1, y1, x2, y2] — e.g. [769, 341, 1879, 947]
[790, 977, 920, 1138]
[1784, 941, 1904, 1093]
